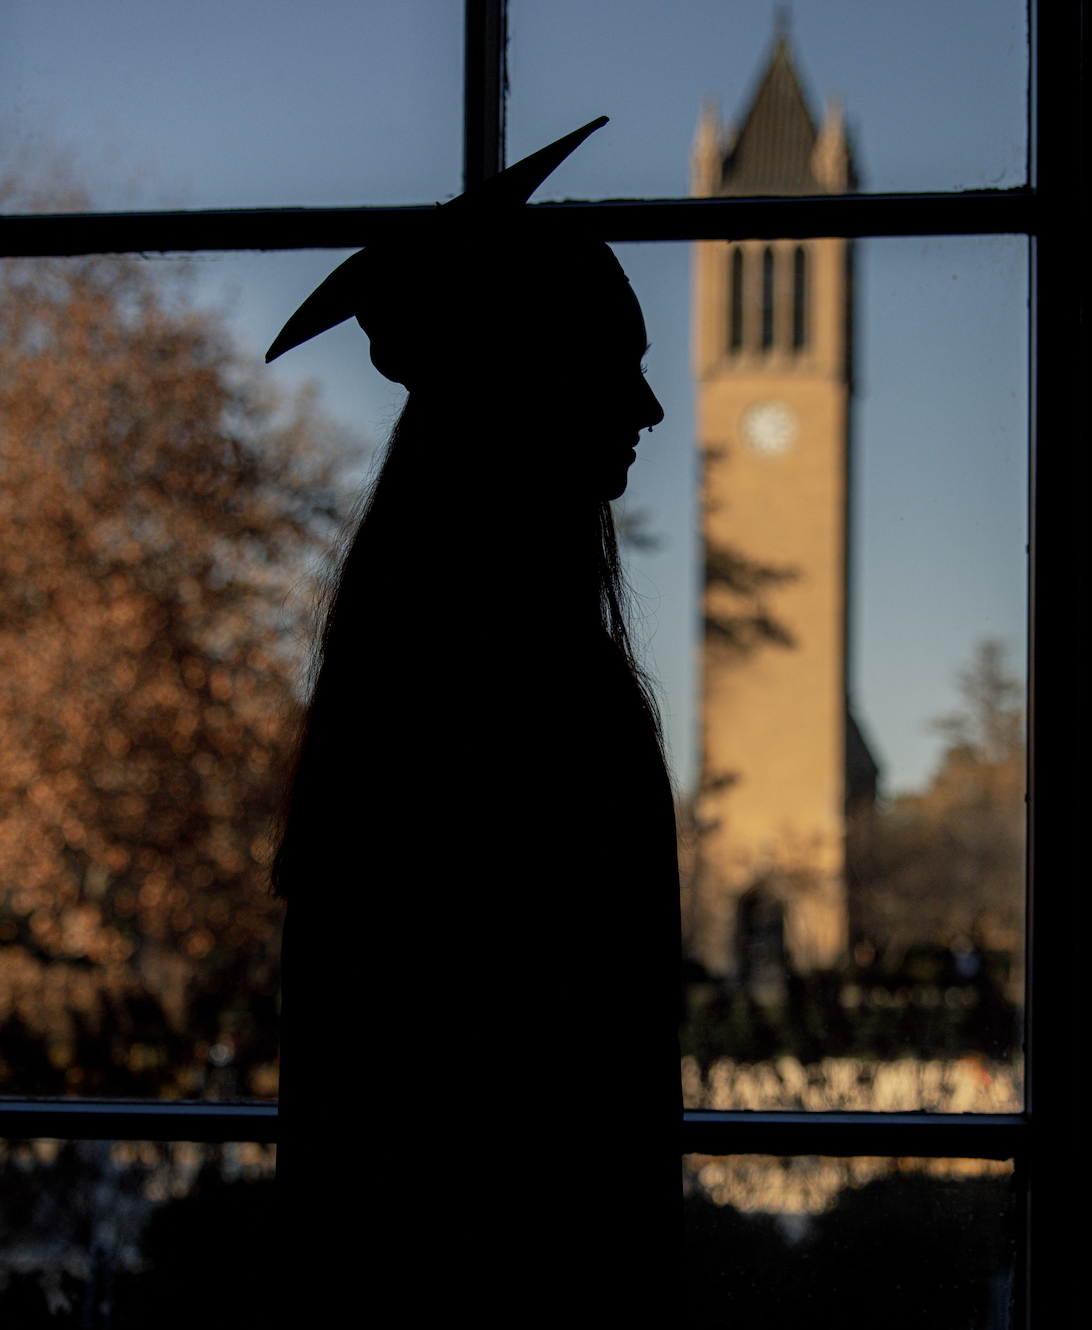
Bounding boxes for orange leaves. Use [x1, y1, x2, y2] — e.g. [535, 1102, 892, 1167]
[181, 659, 206, 690]
[139, 876, 169, 909]
[208, 668, 234, 702]
[0, 249, 361, 1093]
[103, 727, 130, 757]
[185, 930, 214, 960]
[58, 903, 105, 960]
[0, 255, 348, 967]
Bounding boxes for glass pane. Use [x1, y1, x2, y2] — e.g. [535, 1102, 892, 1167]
[0, 1139, 1017, 1325]
[0, 1, 463, 213]
[0, 232, 1025, 1109]
[685, 1154, 1017, 1326]
[0, 1138, 277, 1322]
[680, 233, 1027, 1111]
[508, 1, 1028, 198]
[0, 251, 382, 1100]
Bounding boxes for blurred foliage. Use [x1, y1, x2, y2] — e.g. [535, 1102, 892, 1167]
[703, 539, 797, 654]
[613, 503, 662, 552]
[685, 1167, 1016, 1328]
[0, 1139, 1013, 1329]
[681, 951, 1021, 1075]
[848, 638, 1025, 961]
[0, 218, 359, 1095]
[0, 1139, 278, 1328]
[121, 1160, 278, 1328]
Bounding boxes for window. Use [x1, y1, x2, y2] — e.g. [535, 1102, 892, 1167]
[793, 244, 808, 351]
[729, 245, 744, 353]
[0, 2, 1082, 1322]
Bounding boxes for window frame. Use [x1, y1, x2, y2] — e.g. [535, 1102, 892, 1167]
[0, 2, 1082, 1322]
[792, 243, 807, 350]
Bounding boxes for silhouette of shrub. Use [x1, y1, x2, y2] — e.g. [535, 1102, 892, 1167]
[685, 1171, 1015, 1327]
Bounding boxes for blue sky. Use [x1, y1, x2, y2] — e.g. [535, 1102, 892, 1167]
[1, 0, 1030, 797]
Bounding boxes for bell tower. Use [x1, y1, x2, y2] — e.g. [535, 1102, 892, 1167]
[691, 29, 874, 983]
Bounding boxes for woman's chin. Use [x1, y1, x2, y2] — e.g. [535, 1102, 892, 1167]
[597, 458, 635, 502]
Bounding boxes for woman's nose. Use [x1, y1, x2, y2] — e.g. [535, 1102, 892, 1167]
[642, 380, 665, 430]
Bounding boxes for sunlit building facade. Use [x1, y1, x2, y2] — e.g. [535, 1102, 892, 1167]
[691, 32, 877, 985]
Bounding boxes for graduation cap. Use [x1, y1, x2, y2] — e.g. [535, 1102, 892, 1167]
[265, 116, 610, 373]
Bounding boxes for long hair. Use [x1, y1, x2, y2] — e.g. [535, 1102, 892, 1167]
[270, 373, 665, 903]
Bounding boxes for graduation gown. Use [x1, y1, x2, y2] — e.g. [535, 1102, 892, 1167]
[275, 580, 681, 1323]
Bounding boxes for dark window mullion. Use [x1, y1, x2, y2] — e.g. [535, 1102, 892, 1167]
[1023, 2, 1082, 1326]
[0, 1099, 1026, 1155]
[0, 192, 1037, 261]
[463, 0, 507, 188]
[683, 1111, 1025, 1160]
[0, 1098, 277, 1144]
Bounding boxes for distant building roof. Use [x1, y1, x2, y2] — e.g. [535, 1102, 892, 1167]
[720, 36, 855, 196]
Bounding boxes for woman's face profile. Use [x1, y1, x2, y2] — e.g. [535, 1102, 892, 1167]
[552, 278, 665, 502]
[437, 242, 664, 503]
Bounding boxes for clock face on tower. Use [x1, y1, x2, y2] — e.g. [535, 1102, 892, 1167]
[740, 400, 798, 457]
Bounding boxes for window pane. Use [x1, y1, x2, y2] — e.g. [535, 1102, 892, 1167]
[0, 251, 384, 1100]
[0, 1138, 1018, 1323]
[685, 1154, 1017, 1326]
[0, 235, 1026, 1110]
[0, 1137, 277, 1321]
[0, 1, 463, 212]
[507, 1, 1028, 198]
[608, 236, 1026, 1112]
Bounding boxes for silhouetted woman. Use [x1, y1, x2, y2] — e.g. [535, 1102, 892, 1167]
[268, 120, 680, 1322]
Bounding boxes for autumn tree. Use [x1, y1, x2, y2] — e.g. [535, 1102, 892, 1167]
[847, 638, 1026, 966]
[0, 239, 356, 1093]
